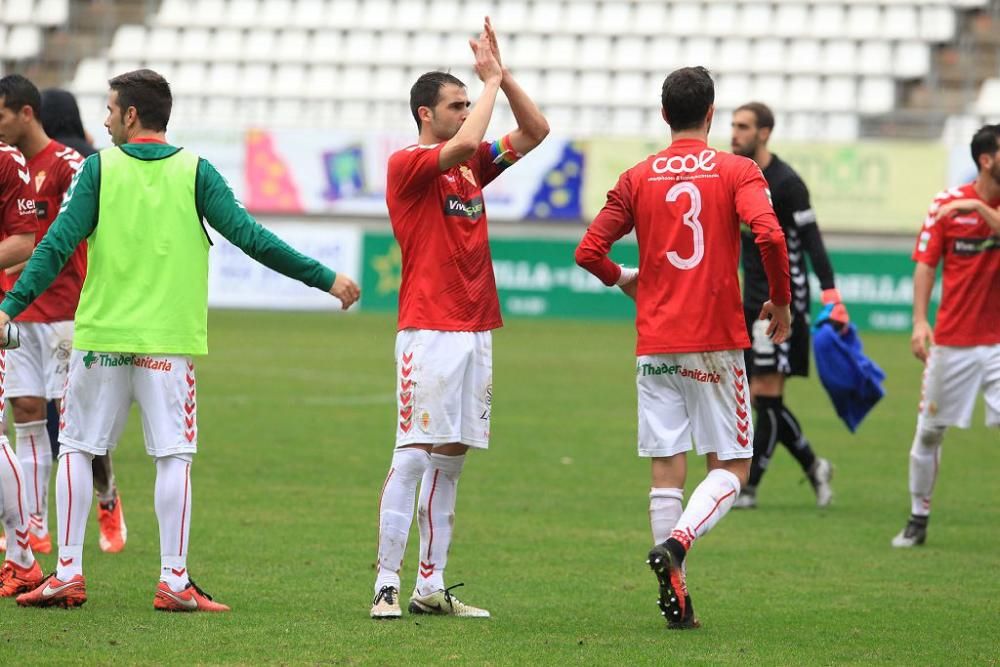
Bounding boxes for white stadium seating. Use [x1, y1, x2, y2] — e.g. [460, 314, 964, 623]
[44, 0, 998, 139]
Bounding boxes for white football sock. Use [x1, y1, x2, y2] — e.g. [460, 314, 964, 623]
[670, 469, 741, 552]
[649, 487, 684, 545]
[56, 450, 94, 579]
[1, 439, 35, 568]
[374, 447, 429, 594]
[15, 420, 52, 538]
[909, 421, 944, 517]
[155, 455, 192, 592]
[415, 453, 465, 596]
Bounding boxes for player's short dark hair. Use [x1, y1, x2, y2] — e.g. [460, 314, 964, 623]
[108, 69, 172, 132]
[970, 124, 1000, 168]
[0, 74, 42, 116]
[734, 101, 775, 131]
[661, 67, 715, 132]
[409, 71, 466, 131]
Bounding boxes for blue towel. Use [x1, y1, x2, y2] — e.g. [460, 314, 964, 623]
[812, 304, 886, 432]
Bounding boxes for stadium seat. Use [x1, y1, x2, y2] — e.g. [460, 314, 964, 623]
[894, 41, 930, 79]
[246, 29, 279, 63]
[717, 39, 751, 74]
[225, 0, 260, 28]
[207, 62, 240, 97]
[884, 5, 920, 40]
[110, 26, 146, 60]
[305, 66, 338, 98]
[211, 28, 244, 62]
[311, 30, 343, 65]
[684, 37, 717, 69]
[577, 35, 611, 70]
[858, 41, 893, 76]
[340, 65, 370, 97]
[858, 76, 896, 113]
[564, 2, 597, 34]
[543, 34, 577, 69]
[578, 71, 610, 105]
[147, 27, 179, 61]
[920, 5, 957, 41]
[786, 75, 823, 111]
[327, 0, 361, 28]
[773, 4, 809, 38]
[178, 28, 212, 62]
[71, 58, 109, 94]
[291, 0, 327, 29]
[751, 38, 786, 74]
[35, 0, 69, 27]
[737, 4, 773, 39]
[821, 40, 858, 76]
[3, 0, 33, 24]
[190, 0, 226, 29]
[611, 71, 647, 107]
[787, 40, 823, 75]
[172, 62, 207, 96]
[359, 0, 392, 29]
[975, 78, 1000, 114]
[528, 1, 563, 32]
[846, 5, 882, 39]
[276, 30, 310, 63]
[667, 4, 704, 36]
[259, 0, 295, 28]
[611, 107, 645, 136]
[809, 4, 846, 39]
[633, 3, 666, 36]
[372, 65, 405, 101]
[493, 0, 529, 33]
[714, 73, 751, 109]
[703, 3, 738, 37]
[239, 63, 274, 94]
[753, 74, 787, 107]
[611, 36, 644, 72]
[509, 33, 544, 69]
[274, 63, 308, 98]
[4, 25, 41, 59]
[596, 3, 632, 36]
[823, 75, 858, 112]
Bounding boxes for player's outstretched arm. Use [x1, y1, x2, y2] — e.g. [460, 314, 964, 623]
[197, 159, 360, 310]
[438, 32, 502, 171]
[910, 262, 936, 362]
[935, 198, 1000, 234]
[485, 17, 549, 157]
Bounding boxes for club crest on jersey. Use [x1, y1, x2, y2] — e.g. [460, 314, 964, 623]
[459, 165, 477, 187]
[34, 170, 47, 191]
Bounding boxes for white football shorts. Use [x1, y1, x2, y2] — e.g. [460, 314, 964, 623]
[59, 350, 199, 458]
[5, 320, 74, 400]
[637, 350, 753, 460]
[394, 329, 492, 449]
[918, 344, 1000, 428]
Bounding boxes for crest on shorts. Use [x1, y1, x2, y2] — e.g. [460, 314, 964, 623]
[419, 411, 431, 432]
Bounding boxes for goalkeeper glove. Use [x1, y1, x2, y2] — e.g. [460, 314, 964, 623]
[821, 288, 849, 328]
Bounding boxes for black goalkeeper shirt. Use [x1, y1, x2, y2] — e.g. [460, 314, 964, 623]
[741, 154, 836, 316]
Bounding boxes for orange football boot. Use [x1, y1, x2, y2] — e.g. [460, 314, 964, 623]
[16, 573, 87, 608]
[0, 560, 44, 597]
[154, 579, 230, 612]
[97, 497, 127, 553]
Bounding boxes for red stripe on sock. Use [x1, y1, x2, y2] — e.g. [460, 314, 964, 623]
[64, 453, 72, 545]
[375, 468, 395, 567]
[693, 489, 737, 534]
[425, 469, 440, 560]
[179, 463, 190, 555]
[1, 444, 25, 525]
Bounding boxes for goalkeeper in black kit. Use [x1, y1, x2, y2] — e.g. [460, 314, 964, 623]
[730, 102, 846, 509]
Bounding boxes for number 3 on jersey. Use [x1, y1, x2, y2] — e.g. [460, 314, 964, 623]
[665, 181, 704, 270]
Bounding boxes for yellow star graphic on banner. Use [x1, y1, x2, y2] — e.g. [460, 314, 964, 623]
[372, 244, 402, 295]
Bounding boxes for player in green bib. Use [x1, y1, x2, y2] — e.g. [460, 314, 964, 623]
[0, 69, 360, 611]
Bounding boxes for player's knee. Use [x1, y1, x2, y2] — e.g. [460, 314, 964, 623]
[912, 424, 945, 452]
[11, 396, 47, 424]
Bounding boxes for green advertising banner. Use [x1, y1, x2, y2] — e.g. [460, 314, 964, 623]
[583, 139, 948, 233]
[362, 232, 937, 332]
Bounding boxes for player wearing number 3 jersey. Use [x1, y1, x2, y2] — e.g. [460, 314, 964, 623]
[576, 67, 791, 629]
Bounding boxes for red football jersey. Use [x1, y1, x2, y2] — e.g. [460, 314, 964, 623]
[3, 140, 86, 322]
[386, 142, 506, 332]
[577, 138, 790, 355]
[912, 183, 1000, 346]
[0, 142, 39, 243]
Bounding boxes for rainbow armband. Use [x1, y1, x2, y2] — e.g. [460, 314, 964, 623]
[490, 134, 523, 171]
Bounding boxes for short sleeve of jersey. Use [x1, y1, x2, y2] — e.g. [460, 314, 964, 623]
[912, 199, 944, 266]
[388, 144, 445, 200]
[0, 147, 38, 236]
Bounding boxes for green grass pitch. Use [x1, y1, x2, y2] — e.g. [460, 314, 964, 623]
[3, 310, 997, 665]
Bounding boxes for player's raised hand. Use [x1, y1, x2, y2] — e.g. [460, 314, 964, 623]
[469, 31, 502, 84]
[330, 273, 361, 310]
[484, 16, 503, 69]
[758, 300, 791, 345]
[910, 319, 934, 362]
